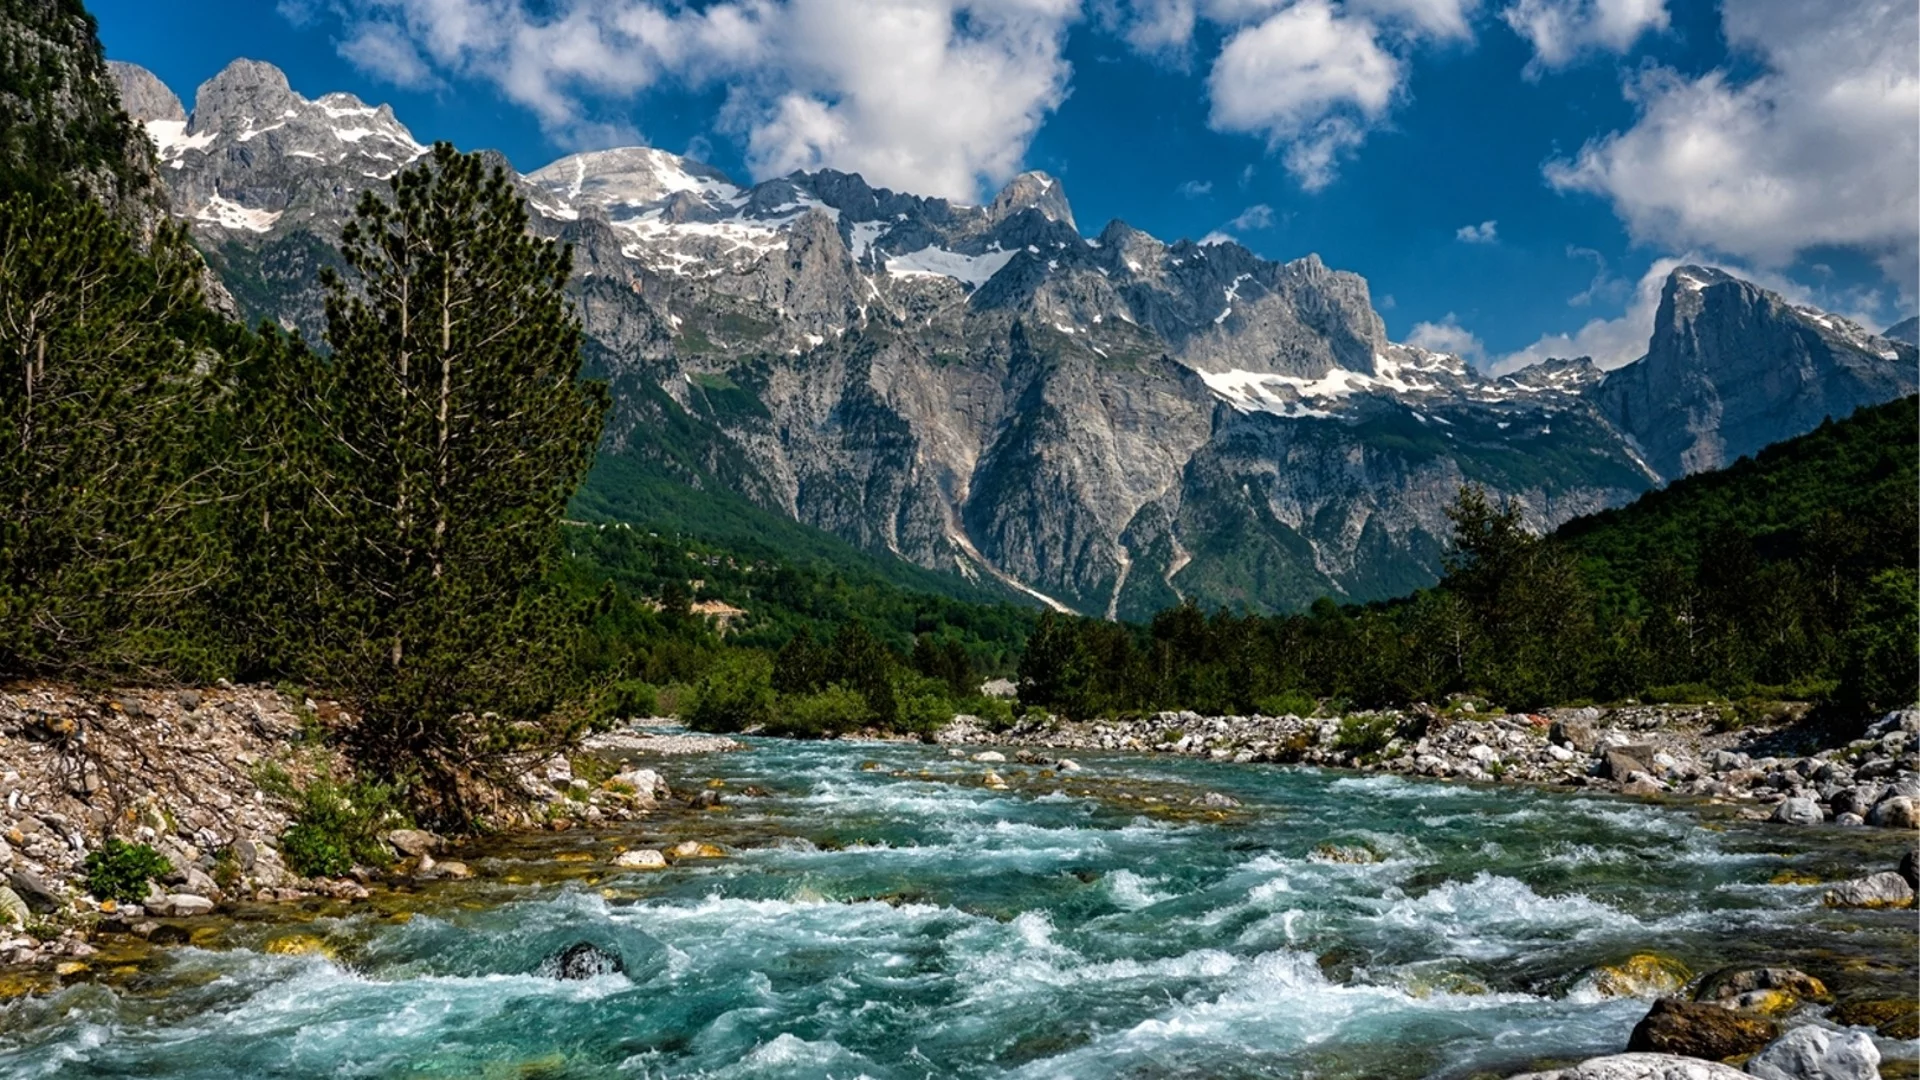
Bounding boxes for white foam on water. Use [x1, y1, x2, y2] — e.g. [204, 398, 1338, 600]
[1105, 869, 1175, 910]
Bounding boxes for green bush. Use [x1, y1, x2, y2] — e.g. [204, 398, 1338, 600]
[684, 653, 777, 732]
[766, 685, 872, 738]
[1257, 690, 1318, 718]
[1644, 683, 1722, 705]
[262, 769, 403, 878]
[592, 678, 658, 726]
[1334, 714, 1398, 759]
[892, 672, 957, 735]
[967, 695, 1017, 732]
[83, 838, 173, 903]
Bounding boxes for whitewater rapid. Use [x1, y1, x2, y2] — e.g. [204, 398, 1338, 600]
[1, 738, 1913, 1078]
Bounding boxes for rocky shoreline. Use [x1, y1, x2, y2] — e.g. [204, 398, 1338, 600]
[943, 702, 1920, 842]
[0, 685, 738, 972]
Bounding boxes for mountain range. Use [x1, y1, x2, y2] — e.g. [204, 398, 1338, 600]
[108, 58, 1920, 619]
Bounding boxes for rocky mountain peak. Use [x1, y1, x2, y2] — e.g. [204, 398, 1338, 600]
[989, 171, 1075, 231]
[107, 60, 184, 122]
[189, 58, 301, 135]
[1881, 316, 1917, 345]
[1599, 264, 1918, 478]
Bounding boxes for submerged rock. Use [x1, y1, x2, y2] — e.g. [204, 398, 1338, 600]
[1626, 997, 1777, 1060]
[1693, 967, 1828, 1006]
[1508, 1052, 1749, 1079]
[1829, 996, 1920, 1040]
[1590, 954, 1692, 1000]
[1745, 1025, 1880, 1080]
[538, 942, 626, 981]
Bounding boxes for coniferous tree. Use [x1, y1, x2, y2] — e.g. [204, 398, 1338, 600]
[268, 144, 608, 823]
[0, 188, 225, 678]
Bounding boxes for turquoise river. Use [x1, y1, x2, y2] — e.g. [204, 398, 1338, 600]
[1, 735, 1915, 1078]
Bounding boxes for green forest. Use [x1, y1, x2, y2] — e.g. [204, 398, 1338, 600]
[1001, 397, 1920, 723]
[3, 9, 1915, 832]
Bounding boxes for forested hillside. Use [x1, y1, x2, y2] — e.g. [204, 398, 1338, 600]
[999, 398, 1919, 721]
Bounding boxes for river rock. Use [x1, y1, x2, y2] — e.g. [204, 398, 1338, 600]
[537, 942, 626, 980]
[1821, 871, 1914, 909]
[1694, 967, 1828, 1006]
[152, 893, 214, 917]
[608, 769, 670, 805]
[0, 886, 27, 929]
[1745, 1025, 1880, 1080]
[1602, 746, 1656, 781]
[1866, 795, 1917, 829]
[1899, 846, 1917, 889]
[385, 830, 438, 858]
[971, 751, 1006, 763]
[667, 841, 725, 860]
[1590, 954, 1693, 999]
[613, 849, 667, 870]
[1551, 713, 1600, 754]
[1626, 998, 1777, 1059]
[6, 869, 62, 913]
[1508, 1053, 1751, 1079]
[1770, 798, 1824, 826]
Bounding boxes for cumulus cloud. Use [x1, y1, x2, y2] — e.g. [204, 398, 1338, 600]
[1501, 0, 1665, 74]
[1206, 0, 1401, 190]
[1093, 0, 1480, 190]
[1405, 312, 1485, 362]
[1454, 219, 1496, 243]
[1177, 178, 1214, 197]
[307, 0, 1080, 202]
[1545, 0, 1919, 301]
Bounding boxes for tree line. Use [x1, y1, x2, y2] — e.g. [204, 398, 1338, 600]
[1013, 401, 1919, 723]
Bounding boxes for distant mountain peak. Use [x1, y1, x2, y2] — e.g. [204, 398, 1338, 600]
[989, 171, 1075, 231]
[1884, 316, 1918, 346]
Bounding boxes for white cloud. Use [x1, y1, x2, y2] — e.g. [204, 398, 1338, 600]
[1501, 0, 1667, 74]
[1097, 0, 1198, 59]
[313, 0, 1080, 202]
[1454, 219, 1496, 243]
[1177, 178, 1214, 197]
[1206, 1, 1401, 190]
[1228, 203, 1275, 229]
[1198, 230, 1238, 245]
[336, 21, 442, 89]
[1544, 0, 1919, 301]
[1405, 312, 1485, 362]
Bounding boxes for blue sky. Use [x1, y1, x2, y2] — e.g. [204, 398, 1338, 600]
[92, 0, 1918, 370]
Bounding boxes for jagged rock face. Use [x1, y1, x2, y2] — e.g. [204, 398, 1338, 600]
[1598, 266, 1919, 477]
[107, 60, 184, 123]
[114, 59, 1920, 617]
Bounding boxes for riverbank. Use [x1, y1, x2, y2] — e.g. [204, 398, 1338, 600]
[941, 702, 1920, 834]
[0, 685, 740, 970]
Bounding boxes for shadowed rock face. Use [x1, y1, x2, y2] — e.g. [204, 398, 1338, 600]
[112, 60, 1920, 617]
[1598, 266, 1919, 479]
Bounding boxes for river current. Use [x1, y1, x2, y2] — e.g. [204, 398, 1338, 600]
[2, 736, 1914, 1079]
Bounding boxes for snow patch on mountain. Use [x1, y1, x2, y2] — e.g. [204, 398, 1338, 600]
[886, 245, 1017, 287]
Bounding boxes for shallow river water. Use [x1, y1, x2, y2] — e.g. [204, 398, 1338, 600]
[1, 736, 1915, 1079]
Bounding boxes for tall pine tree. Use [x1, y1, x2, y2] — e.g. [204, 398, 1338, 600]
[0, 188, 226, 678]
[270, 144, 608, 824]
